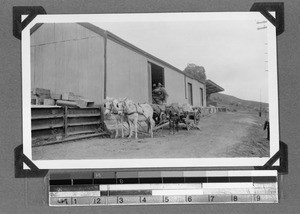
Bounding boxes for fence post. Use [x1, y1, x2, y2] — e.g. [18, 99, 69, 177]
[99, 106, 103, 130]
[99, 105, 110, 133]
[64, 106, 68, 138]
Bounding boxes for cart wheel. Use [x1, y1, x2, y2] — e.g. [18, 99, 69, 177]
[186, 123, 190, 131]
[195, 114, 200, 125]
[186, 119, 193, 131]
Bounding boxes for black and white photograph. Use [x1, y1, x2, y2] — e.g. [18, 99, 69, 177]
[22, 12, 279, 169]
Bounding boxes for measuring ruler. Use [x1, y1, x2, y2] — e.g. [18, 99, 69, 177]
[49, 170, 278, 206]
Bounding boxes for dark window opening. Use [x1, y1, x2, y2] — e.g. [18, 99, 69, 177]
[188, 83, 193, 106]
[184, 76, 187, 99]
[200, 88, 204, 106]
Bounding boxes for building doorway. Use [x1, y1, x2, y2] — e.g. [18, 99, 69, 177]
[200, 87, 204, 106]
[148, 62, 165, 103]
[187, 83, 193, 106]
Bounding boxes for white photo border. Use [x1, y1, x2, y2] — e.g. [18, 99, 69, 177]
[22, 12, 279, 169]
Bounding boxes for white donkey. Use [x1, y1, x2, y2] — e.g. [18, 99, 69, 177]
[104, 97, 129, 138]
[117, 98, 155, 139]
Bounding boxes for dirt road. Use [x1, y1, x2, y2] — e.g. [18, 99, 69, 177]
[32, 111, 269, 160]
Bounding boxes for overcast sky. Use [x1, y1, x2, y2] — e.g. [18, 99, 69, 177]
[94, 14, 271, 103]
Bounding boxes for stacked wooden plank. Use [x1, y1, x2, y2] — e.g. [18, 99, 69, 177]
[31, 88, 94, 108]
[31, 88, 52, 105]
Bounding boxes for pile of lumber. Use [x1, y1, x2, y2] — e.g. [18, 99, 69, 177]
[31, 88, 94, 108]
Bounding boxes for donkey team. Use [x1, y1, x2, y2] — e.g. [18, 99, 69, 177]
[104, 97, 184, 139]
[104, 98, 155, 139]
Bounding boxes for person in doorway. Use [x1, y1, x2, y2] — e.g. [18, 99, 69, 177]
[158, 83, 168, 103]
[152, 83, 162, 104]
[152, 84, 156, 91]
[152, 83, 168, 104]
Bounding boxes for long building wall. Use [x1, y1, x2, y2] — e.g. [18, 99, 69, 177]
[164, 66, 187, 104]
[31, 23, 208, 107]
[106, 39, 149, 103]
[30, 23, 105, 104]
[106, 39, 194, 105]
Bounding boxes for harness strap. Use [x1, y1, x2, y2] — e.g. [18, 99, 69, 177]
[125, 103, 146, 117]
[137, 103, 145, 114]
[127, 111, 146, 116]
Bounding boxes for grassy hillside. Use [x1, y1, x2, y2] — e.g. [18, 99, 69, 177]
[209, 93, 268, 113]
